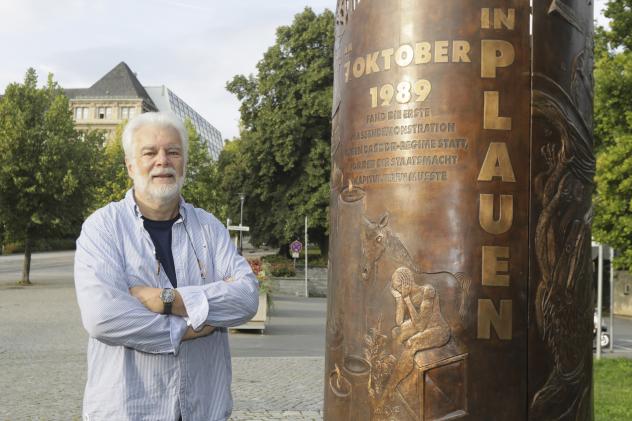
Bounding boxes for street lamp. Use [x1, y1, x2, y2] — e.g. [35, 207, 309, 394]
[238, 193, 245, 253]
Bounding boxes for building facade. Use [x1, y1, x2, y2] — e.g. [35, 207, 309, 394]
[145, 86, 223, 159]
[65, 62, 222, 158]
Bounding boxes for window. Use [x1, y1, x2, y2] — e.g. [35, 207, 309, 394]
[97, 107, 112, 119]
[74, 107, 88, 120]
[120, 107, 135, 119]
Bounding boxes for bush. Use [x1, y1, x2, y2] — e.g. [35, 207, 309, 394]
[247, 258, 272, 296]
[2, 238, 76, 255]
[308, 256, 328, 268]
[269, 262, 296, 277]
[262, 255, 297, 277]
[262, 254, 291, 263]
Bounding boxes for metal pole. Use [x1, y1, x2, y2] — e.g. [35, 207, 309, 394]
[305, 216, 308, 298]
[597, 244, 604, 359]
[238, 193, 245, 253]
[610, 246, 615, 352]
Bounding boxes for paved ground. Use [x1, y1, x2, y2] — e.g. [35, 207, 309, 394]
[229, 296, 325, 358]
[2, 251, 632, 420]
[0, 251, 325, 421]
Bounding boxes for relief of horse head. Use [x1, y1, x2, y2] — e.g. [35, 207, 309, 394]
[361, 211, 419, 283]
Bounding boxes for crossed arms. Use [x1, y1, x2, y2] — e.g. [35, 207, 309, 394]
[74, 211, 259, 354]
[128, 286, 216, 341]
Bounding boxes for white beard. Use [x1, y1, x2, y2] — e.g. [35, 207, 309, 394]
[132, 167, 185, 205]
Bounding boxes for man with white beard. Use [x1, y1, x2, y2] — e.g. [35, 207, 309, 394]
[74, 112, 259, 421]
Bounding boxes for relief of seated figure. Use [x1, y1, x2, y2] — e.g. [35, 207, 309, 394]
[380, 266, 452, 403]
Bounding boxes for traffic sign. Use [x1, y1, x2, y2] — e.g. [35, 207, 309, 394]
[290, 240, 303, 254]
[228, 225, 250, 232]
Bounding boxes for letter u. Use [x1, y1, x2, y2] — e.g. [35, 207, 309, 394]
[479, 193, 513, 234]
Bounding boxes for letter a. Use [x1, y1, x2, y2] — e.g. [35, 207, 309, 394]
[478, 142, 516, 182]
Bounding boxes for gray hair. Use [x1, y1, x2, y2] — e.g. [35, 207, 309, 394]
[121, 112, 189, 163]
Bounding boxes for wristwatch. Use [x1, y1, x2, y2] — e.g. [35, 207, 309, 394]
[160, 288, 176, 315]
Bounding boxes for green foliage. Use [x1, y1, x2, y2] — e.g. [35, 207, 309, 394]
[261, 254, 297, 277]
[216, 138, 248, 224]
[247, 258, 273, 296]
[0, 68, 100, 281]
[261, 254, 291, 264]
[593, 2, 632, 270]
[268, 262, 297, 278]
[90, 123, 130, 212]
[594, 358, 632, 420]
[603, 0, 632, 51]
[2, 238, 76, 255]
[181, 120, 227, 220]
[593, 134, 632, 270]
[307, 255, 328, 268]
[89, 119, 226, 220]
[225, 7, 334, 255]
[593, 41, 632, 150]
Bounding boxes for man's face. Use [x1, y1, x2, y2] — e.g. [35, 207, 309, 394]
[126, 125, 185, 205]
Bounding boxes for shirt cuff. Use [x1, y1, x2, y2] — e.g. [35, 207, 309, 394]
[169, 316, 188, 355]
[176, 285, 209, 330]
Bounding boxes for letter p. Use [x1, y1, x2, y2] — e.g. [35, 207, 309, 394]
[481, 40, 515, 78]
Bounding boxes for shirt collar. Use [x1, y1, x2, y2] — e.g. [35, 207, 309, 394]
[124, 189, 188, 224]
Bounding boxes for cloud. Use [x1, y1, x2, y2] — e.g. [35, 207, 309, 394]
[0, 0, 333, 140]
[1, 0, 606, 141]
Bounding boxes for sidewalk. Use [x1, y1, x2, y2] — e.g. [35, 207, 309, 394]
[0, 251, 325, 421]
[3, 251, 632, 420]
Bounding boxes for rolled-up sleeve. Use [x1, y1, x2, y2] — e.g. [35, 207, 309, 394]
[177, 217, 259, 329]
[74, 211, 188, 354]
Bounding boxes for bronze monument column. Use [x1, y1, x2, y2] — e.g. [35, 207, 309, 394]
[325, 0, 594, 420]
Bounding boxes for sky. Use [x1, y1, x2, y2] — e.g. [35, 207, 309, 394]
[0, 0, 610, 141]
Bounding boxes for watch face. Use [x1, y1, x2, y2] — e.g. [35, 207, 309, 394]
[161, 288, 175, 303]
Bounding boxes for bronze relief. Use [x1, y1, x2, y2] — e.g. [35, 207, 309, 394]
[325, 0, 594, 419]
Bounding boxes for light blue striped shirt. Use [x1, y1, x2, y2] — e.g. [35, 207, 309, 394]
[74, 190, 259, 420]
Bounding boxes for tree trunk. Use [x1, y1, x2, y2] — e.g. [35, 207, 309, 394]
[20, 237, 32, 285]
[278, 243, 290, 258]
[317, 236, 329, 261]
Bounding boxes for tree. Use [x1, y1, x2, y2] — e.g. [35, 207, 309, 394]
[0, 69, 101, 284]
[181, 119, 227, 220]
[226, 7, 334, 255]
[593, 33, 632, 150]
[593, 135, 632, 270]
[90, 119, 226, 220]
[592, 1, 632, 270]
[90, 123, 130, 212]
[603, 0, 632, 51]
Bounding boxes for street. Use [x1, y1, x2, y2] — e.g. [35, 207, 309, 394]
[603, 315, 632, 357]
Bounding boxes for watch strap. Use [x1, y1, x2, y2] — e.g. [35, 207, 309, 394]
[161, 288, 175, 315]
[163, 301, 173, 315]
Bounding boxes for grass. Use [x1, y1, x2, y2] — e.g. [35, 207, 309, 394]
[595, 358, 632, 420]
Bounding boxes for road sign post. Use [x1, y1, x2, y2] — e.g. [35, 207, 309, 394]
[227, 225, 250, 254]
[290, 240, 303, 267]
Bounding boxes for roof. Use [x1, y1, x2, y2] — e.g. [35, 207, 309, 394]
[64, 62, 157, 110]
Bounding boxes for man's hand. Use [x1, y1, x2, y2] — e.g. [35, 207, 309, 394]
[401, 276, 412, 298]
[182, 325, 215, 341]
[130, 286, 164, 313]
[129, 286, 187, 316]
